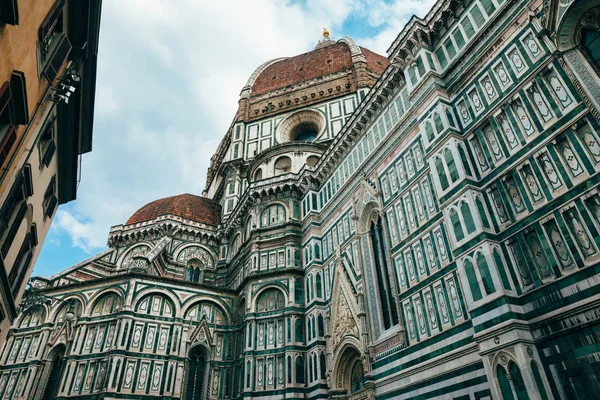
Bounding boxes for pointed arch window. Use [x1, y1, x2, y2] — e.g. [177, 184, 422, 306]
[450, 209, 464, 242]
[295, 319, 304, 343]
[296, 356, 305, 384]
[369, 214, 399, 330]
[317, 315, 324, 337]
[436, 157, 449, 190]
[185, 347, 208, 400]
[461, 201, 476, 234]
[319, 352, 326, 379]
[465, 259, 483, 301]
[433, 112, 444, 133]
[316, 273, 322, 298]
[41, 345, 66, 400]
[476, 253, 495, 295]
[425, 121, 435, 141]
[444, 148, 460, 182]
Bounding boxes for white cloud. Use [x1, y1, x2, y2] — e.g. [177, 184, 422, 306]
[48, 0, 437, 261]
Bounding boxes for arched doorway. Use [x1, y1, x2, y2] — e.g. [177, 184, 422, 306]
[332, 345, 368, 397]
[185, 346, 210, 400]
[40, 344, 66, 400]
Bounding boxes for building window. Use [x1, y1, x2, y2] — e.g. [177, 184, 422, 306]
[185, 347, 208, 400]
[0, 82, 17, 170]
[274, 156, 292, 175]
[39, 0, 71, 82]
[582, 29, 600, 69]
[295, 356, 305, 384]
[39, 116, 56, 168]
[0, 170, 31, 258]
[261, 204, 286, 227]
[369, 214, 399, 330]
[8, 224, 37, 297]
[43, 176, 58, 218]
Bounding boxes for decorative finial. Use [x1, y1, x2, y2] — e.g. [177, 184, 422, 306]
[322, 27, 330, 39]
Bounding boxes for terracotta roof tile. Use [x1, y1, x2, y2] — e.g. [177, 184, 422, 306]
[126, 194, 221, 226]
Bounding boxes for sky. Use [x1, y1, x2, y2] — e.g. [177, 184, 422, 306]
[34, 0, 437, 278]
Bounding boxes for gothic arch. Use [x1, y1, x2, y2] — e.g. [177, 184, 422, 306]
[117, 243, 152, 269]
[36, 343, 67, 400]
[131, 289, 180, 317]
[85, 287, 125, 316]
[251, 283, 289, 312]
[182, 343, 212, 400]
[357, 200, 381, 235]
[554, 0, 600, 52]
[331, 343, 365, 393]
[48, 295, 85, 322]
[182, 299, 230, 325]
[173, 244, 217, 269]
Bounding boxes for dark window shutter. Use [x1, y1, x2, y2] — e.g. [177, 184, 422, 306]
[0, 0, 19, 25]
[0, 125, 16, 168]
[23, 164, 33, 197]
[42, 141, 56, 167]
[46, 196, 58, 218]
[9, 71, 28, 125]
[42, 34, 71, 83]
[38, 0, 65, 43]
[0, 81, 10, 117]
[1, 201, 27, 258]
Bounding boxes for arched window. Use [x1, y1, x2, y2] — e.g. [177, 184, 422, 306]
[446, 108, 455, 127]
[317, 315, 324, 337]
[20, 307, 46, 328]
[458, 145, 472, 176]
[294, 278, 303, 304]
[464, 260, 483, 302]
[312, 354, 318, 382]
[309, 354, 314, 382]
[582, 28, 600, 68]
[287, 356, 292, 384]
[185, 301, 226, 324]
[262, 204, 286, 227]
[295, 319, 304, 343]
[461, 201, 476, 234]
[294, 250, 301, 267]
[434, 112, 444, 133]
[509, 361, 529, 400]
[319, 352, 326, 380]
[436, 157, 449, 190]
[246, 361, 251, 388]
[369, 214, 399, 330]
[311, 315, 316, 339]
[531, 361, 549, 400]
[254, 168, 263, 181]
[41, 345, 66, 400]
[497, 365, 514, 400]
[350, 360, 365, 393]
[306, 280, 311, 302]
[307, 319, 312, 341]
[450, 209, 464, 242]
[256, 289, 285, 312]
[493, 249, 512, 291]
[274, 156, 292, 176]
[306, 155, 319, 167]
[476, 197, 490, 229]
[292, 122, 319, 142]
[425, 121, 435, 141]
[91, 293, 122, 316]
[314, 243, 321, 259]
[476, 253, 496, 295]
[296, 356, 305, 384]
[185, 346, 208, 400]
[316, 273, 322, 298]
[444, 148, 460, 182]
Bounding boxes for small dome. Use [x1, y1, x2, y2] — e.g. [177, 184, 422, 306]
[126, 194, 221, 226]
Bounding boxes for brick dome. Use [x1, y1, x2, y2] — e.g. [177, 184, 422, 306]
[126, 194, 221, 226]
[248, 41, 389, 97]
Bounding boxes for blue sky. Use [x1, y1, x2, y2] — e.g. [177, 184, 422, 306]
[34, 0, 437, 278]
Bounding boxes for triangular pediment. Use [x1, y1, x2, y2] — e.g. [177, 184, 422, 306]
[328, 259, 360, 352]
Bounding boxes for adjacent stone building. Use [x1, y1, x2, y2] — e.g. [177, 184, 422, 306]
[1, 0, 599, 399]
[0, 0, 101, 345]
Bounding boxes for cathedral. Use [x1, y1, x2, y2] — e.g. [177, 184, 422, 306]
[1, 0, 600, 398]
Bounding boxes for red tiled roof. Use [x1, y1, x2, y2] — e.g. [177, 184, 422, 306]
[126, 194, 221, 226]
[251, 42, 389, 96]
[360, 46, 389, 75]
